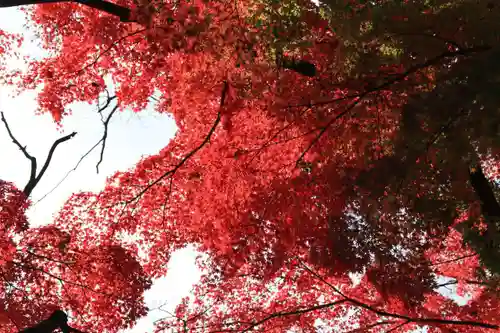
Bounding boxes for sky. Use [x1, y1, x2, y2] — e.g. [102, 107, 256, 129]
[0, 6, 201, 333]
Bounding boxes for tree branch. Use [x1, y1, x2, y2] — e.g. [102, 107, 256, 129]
[96, 103, 119, 173]
[345, 320, 397, 333]
[1, 112, 37, 182]
[0, 253, 112, 296]
[29, 132, 77, 197]
[296, 45, 491, 163]
[33, 95, 117, 205]
[75, 28, 148, 76]
[126, 81, 229, 203]
[430, 253, 477, 267]
[435, 278, 491, 289]
[240, 300, 347, 332]
[0, 0, 133, 22]
[1, 112, 76, 197]
[296, 258, 498, 330]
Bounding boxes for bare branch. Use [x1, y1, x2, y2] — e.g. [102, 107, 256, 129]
[436, 278, 493, 289]
[98, 91, 116, 113]
[33, 139, 100, 206]
[28, 132, 77, 196]
[1, 111, 37, 182]
[33, 97, 118, 205]
[96, 104, 119, 173]
[1, 112, 76, 197]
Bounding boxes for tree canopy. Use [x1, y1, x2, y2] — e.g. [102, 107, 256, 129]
[1, 0, 500, 332]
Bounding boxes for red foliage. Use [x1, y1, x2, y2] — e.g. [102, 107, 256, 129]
[0, 182, 150, 332]
[1, 0, 500, 332]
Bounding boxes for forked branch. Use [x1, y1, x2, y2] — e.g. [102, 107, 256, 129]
[1, 112, 76, 197]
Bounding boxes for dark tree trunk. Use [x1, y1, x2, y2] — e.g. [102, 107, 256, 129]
[469, 165, 500, 219]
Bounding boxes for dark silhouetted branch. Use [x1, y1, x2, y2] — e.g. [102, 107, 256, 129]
[1, 112, 76, 197]
[33, 96, 117, 205]
[297, 258, 498, 330]
[435, 278, 490, 289]
[430, 253, 478, 267]
[96, 103, 119, 173]
[0, 0, 133, 22]
[240, 300, 347, 332]
[345, 320, 397, 333]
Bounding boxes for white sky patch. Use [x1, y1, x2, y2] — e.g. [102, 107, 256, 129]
[434, 275, 472, 306]
[0, 6, 201, 333]
[121, 246, 202, 333]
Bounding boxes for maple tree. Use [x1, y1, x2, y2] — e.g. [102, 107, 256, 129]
[1, 0, 500, 332]
[0, 119, 150, 332]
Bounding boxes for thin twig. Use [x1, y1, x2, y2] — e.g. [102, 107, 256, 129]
[98, 92, 116, 113]
[96, 104, 119, 173]
[33, 140, 100, 206]
[345, 320, 396, 333]
[246, 105, 312, 165]
[25, 250, 75, 265]
[33, 97, 118, 205]
[75, 28, 148, 76]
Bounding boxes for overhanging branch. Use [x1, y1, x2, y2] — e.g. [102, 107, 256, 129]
[0, 0, 134, 22]
[297, 258, 498, 330]
[240, 300, 347, 332]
